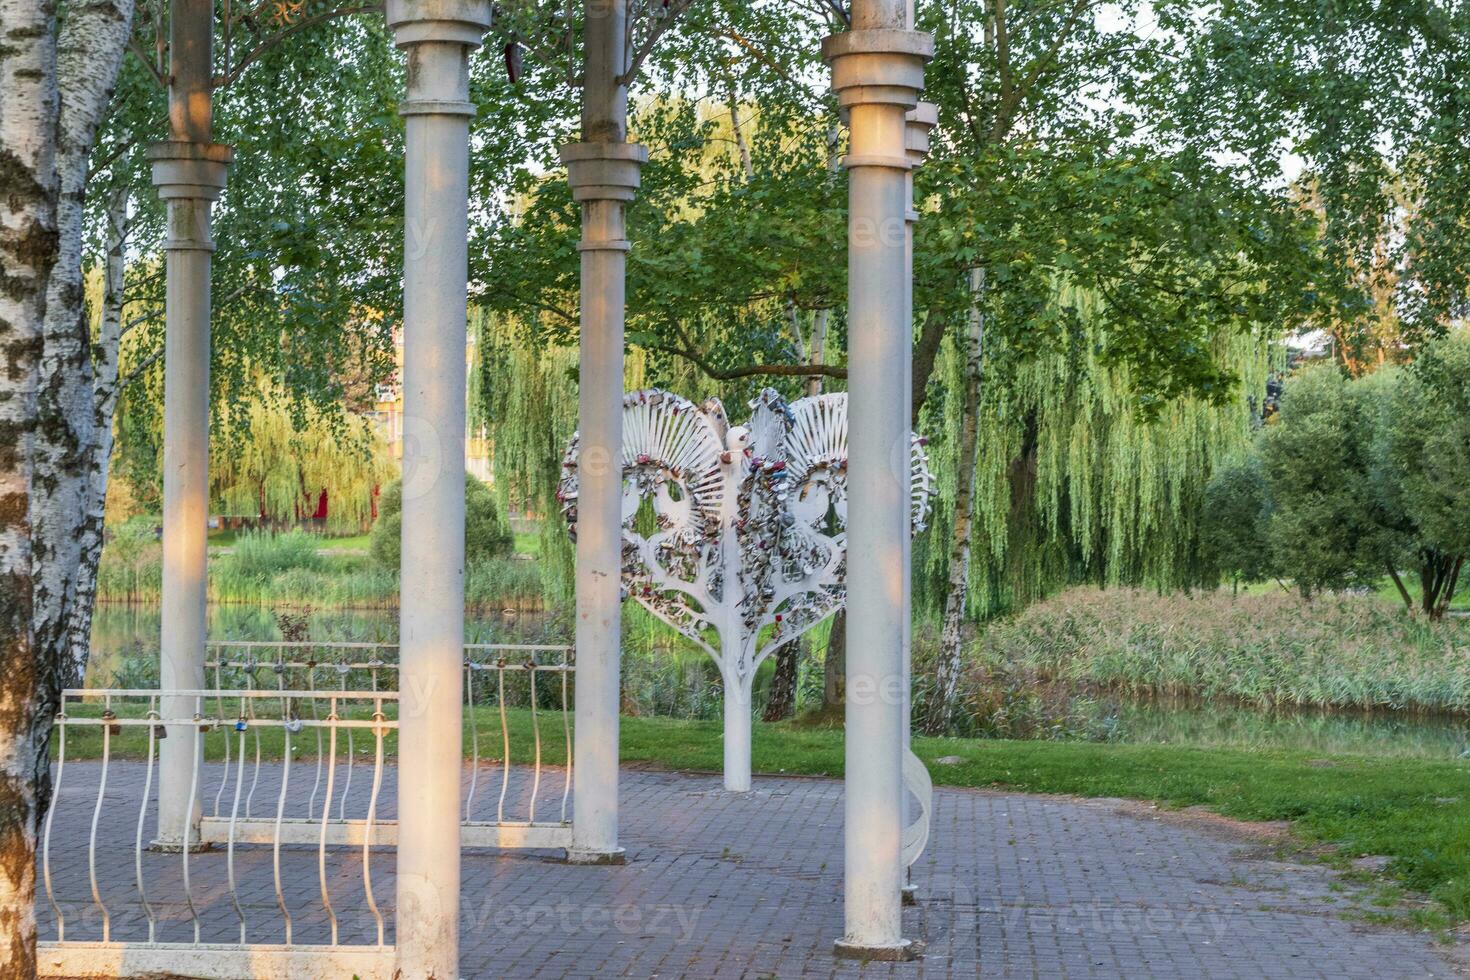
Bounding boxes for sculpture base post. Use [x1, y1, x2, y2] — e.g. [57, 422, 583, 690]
[723, 680, 753, 793]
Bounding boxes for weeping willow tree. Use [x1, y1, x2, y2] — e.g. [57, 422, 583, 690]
[211, 385, 395, 534]
[916, 284, 1277, 730]
[475, 308, 650, 604]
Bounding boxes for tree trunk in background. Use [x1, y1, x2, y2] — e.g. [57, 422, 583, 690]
[763, 637, 802, 722]
[823, 610, 846, 711]
[924, 268, 985, 736]
[0, 0, 58, 969]
[1436, 558, 1464, 620]
[1420, 551, 1465, 622]
[67, 190, 130, 679]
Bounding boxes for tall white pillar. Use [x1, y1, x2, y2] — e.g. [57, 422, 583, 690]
[388, 1, 489, 976]
[152, 0, 230, 851]
[563, 0, 646, 864]
[824, 1, 932, 959]
[900, 99, 937, 905]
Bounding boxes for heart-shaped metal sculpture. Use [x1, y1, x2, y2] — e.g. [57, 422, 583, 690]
[559, 387, 933, 793]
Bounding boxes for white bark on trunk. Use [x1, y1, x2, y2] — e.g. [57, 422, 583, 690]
[67, 189, 129, 675]
[729, 90, 754, 181]
[0, 0, 132, 969]
[926, 267, 984, 736]
[34, 0, 135, 691]
[0, 0, 58, 971]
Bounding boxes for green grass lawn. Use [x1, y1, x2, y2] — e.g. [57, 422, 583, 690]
[57, 702, 1470, 926]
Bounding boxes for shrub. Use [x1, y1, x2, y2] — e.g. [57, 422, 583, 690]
[217, 529, 322, 581]
[370, 474, 513, 569]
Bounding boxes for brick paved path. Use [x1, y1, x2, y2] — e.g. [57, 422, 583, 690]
[39, 762, 1462, 978]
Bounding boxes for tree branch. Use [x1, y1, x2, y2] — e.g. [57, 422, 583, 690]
[127, 35, 166, 88]
[911, 303, 949, 425]
[991, 0, 1095, 142]
[218, 3, 383, 88]
[115, 346, 164, 392]
[713, 29, 804, 89]
[1386, 564, 1415, 615]
[641, 340, 847, 382]
[619, 0, 699, 86]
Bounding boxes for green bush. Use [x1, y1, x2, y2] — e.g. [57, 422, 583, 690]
[218, 529, 322, 581]
[1201, 456, 1275, 589]
[370, 474, 513, 569]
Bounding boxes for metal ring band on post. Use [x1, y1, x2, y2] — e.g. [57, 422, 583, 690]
[822, 28, 935, 111]
[398, 100, 477, 118]
[560, 141, 650, 204]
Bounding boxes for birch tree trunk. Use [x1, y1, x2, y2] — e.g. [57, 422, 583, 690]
[0, 0, 132, 970]
[67, 189, 129, 674]
[34, 0, 135, 692]
[923, 267, 984, 736]
[0, 0, 59, 970]
[729, 89, 754, 181]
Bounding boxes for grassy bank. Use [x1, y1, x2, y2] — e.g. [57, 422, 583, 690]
[56, 701, 1470, 928]
[968, 588, 1470, 715]
[98, 529, 544, 611]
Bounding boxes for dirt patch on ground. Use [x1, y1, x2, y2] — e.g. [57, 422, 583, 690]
[1098, 798, 1294, 843]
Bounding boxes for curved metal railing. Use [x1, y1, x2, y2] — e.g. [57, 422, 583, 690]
[40, 688, 396, 972]
[202, 641, 575, 849]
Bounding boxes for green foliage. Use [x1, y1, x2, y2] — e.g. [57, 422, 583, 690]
[95, 517, 162, 602]
[1255, 356, 1467, 616]
[1151, 0, 1470, 348]
[1201, 456, 1276, 587]
[916, 286, 1275, 619]
[1259, 364, 1401, 593]
[1385, 331, 1470, 559]
[369, 474, 513, 570]
[97, 15, 407, 442]
[211, 388, 395, 534]
[475, 313, 582, 603]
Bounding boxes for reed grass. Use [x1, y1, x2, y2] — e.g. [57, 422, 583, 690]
[974, 587, 1470, 714]
[96, 530, 545, 611]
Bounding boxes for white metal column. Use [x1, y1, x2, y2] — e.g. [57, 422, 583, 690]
[563, 0, 646, 864]
[388, 1, 489, 976]
[152, 0, 230, 851]
[824, 0, 932, 959]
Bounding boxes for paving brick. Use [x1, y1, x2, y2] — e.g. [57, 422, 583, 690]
[36, 762, 1461, 978]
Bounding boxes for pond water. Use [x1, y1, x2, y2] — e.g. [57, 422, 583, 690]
[89, 604, 1470, 760]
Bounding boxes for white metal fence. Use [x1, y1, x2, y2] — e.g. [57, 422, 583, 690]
[202, 641, 575, 849]
[37, 641, 577, 978]
[38, 687, 397, 978]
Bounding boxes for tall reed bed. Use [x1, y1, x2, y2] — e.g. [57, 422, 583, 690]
[975, 587, 1470, 714]
[96, 529, 545, 611]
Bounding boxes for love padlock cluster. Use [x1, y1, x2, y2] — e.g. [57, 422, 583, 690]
[557, 388, 934, 671]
